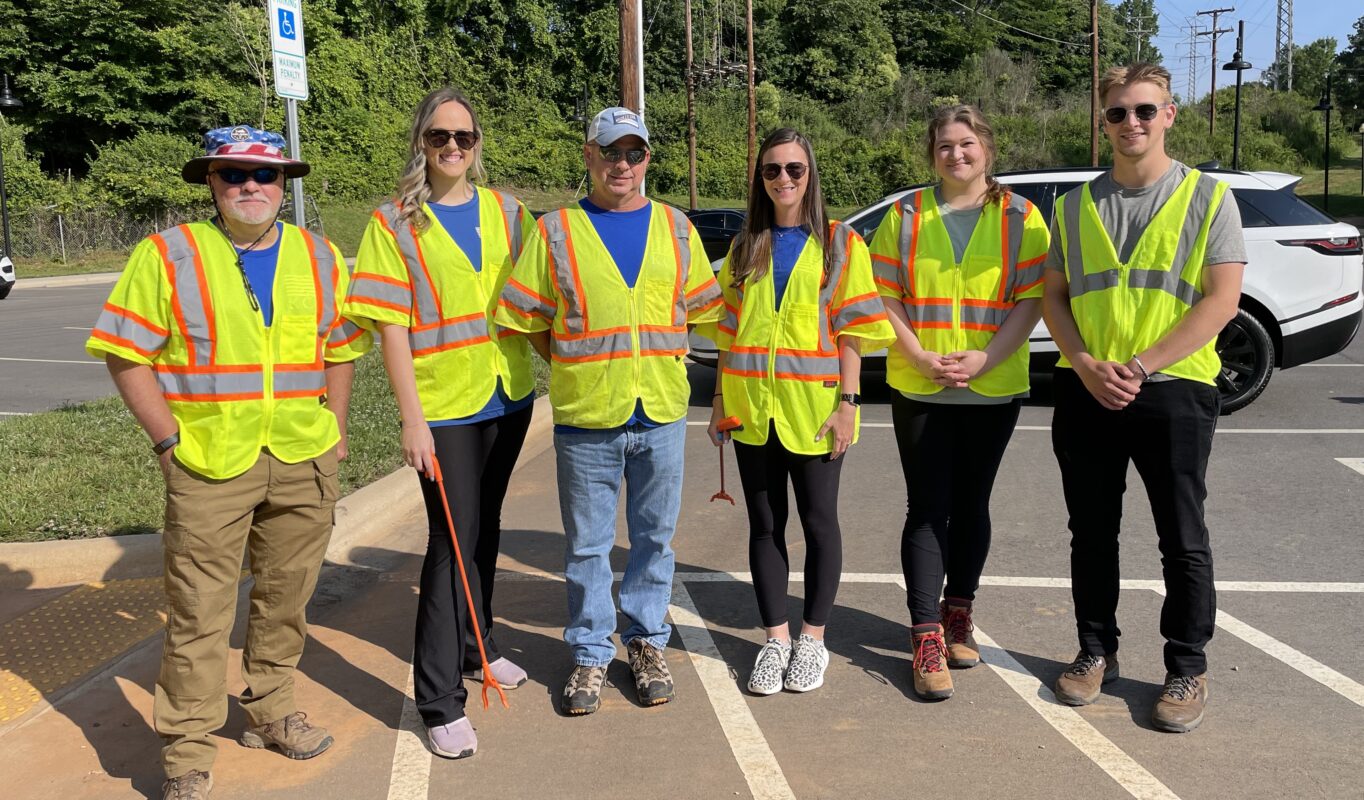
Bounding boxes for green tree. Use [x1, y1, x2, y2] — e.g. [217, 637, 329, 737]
[1113, 0, 1161, 64]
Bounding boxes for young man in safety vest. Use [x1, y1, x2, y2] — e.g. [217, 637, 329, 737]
[1042, 64, 1245, 732]
[86, 126, 371, 799]
[496, 108, 722, 715]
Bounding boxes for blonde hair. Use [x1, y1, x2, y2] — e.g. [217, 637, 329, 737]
[926, 104, 1007, 207]
[395, 88, 488, 233]
[1099, 63, 1174, 107]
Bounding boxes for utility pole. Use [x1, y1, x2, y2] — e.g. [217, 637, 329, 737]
[746, 0, 757, 178]
[1196, 7, 1235, 141]
[685, 0, 698, 210]
[1091, 0, 1099, 166]
[1274, 0, 1294, 90]
[1125, 14, 1158, 62]
[619, 0, 643, 112]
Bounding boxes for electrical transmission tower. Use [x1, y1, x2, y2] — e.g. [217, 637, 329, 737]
[1273, 0, 1294, 90]
[1185, 19, 1202, 103]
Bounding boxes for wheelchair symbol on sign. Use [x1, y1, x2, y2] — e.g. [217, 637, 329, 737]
[277, 9, 297, 40]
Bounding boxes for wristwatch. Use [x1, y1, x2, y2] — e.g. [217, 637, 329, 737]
[839, 393, 862, 407]
[153, 431, 180, 455]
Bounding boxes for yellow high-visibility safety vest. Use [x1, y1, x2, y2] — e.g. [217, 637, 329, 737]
[495, 202, 723, 428]
[699, 222, 895, 455]
[1054, 170, 1228, 385]
[342, 188, 537, 420]
[869, 188, 1050, 397]
[86, 221, 372, 480]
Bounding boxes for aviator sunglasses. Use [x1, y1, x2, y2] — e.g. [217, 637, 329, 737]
[424, 128, 481, 149]
[760, 162, 808, 181]
[1102, 103, 1170, 125]
[211, 167, 282, 185]
[598, 146, 648, 165]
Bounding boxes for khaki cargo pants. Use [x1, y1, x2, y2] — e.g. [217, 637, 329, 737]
[154, 448, 339, 778]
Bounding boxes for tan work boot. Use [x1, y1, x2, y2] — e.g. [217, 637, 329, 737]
[1053, 651, 1119, 706]
[911, 623, 954, 700]
[1151, 673, 1208, 733]
[162, 770, 212, 800]
[240, 711, 334, 759]
[940, 599, 980, 668]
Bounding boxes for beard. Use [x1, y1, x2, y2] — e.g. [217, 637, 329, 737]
[219, 193, 281, 227]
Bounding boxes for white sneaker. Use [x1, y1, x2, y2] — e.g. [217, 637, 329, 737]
[783, 634, 829, 693]
[747, 638, 792, 695]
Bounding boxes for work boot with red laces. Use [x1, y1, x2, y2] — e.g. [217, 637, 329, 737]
[911, 623, 954, 701]
[940, 598, 980, 668]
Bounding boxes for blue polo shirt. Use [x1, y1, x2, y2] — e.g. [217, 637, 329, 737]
[770, 225, 809, 308]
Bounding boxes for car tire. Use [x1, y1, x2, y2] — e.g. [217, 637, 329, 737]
[1215, 308, 1274, 414]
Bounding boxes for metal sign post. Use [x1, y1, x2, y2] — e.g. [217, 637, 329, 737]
[268, 0, 309, 228]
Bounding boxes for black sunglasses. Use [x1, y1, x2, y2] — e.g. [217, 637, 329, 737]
[211, 167, 282, 185]
[1103, 103, 1169, 125]
[599, 146, 648, 165]
[424, 128, 480, 149]
[760, 162, 808, 181]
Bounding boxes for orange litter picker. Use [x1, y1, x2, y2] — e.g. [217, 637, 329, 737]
[710, 416, 743, 505]
[428, 456, 509, 710]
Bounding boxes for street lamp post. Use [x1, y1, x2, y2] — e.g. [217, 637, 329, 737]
[0, 75, 21, 265]
[1314, 72, 1333, 214]
[1222, 21, 1252, 171]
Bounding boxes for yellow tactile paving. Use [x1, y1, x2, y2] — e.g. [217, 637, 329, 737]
[0, 577, 168, 723]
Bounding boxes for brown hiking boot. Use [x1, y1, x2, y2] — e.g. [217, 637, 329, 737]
[911, 624, 954, 700]
[240, 711, 334, 759]
[1151, 673, 1208, 733]
[627, 638, 675, 706]
[1053, 651, 1119, 706]
[162, 770, 212, 800]
[940, 599, 980, 668]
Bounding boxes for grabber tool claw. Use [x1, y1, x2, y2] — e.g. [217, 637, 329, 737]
[428, 456, 509, 710]
[710, 416, 743, 505]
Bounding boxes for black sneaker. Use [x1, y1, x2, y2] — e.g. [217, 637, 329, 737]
[626, 639, 674, 706]
[562, 665, 607, 716]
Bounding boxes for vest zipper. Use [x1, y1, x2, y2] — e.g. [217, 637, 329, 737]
[629, 285, 642, 404]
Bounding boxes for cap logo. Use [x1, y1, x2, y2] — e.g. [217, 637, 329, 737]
[611, 111, 640, 128]
[229, 126, 252, 142]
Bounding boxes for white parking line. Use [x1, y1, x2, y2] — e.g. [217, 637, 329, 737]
[0, 357, 103, 365]
[0, 411, 32, 416]
[1335, 458, 1364, 477]
[385, 663, 432, 800]
[670, 582, 796, 800]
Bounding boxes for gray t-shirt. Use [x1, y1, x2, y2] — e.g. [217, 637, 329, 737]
[934, 186, 984, 264]
[1043, 160, 1247, 273]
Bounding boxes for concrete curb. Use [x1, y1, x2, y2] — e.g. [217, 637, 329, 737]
[0, 394, 555, 589]
[18, 272, 123, 289]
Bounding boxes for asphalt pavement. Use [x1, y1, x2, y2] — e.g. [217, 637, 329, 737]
[0, 279, 119, 415]
[3, 326, 1363, 799]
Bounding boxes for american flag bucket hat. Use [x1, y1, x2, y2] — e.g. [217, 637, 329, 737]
[181, 125, 310, 184]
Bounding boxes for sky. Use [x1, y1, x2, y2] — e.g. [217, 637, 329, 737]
[1149, 0, 1348, 102]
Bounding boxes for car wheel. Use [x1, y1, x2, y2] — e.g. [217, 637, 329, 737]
[1215, 308, 1274, 414]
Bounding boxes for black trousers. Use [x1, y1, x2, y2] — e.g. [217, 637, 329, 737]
[891, 393, 1020, 625]
[413, 403, 532, 725]
[1052, 368, 1219, 676]
[733, 428, 845, 628]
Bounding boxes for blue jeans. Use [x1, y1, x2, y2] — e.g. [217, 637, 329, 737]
[555, 418, 686, 666]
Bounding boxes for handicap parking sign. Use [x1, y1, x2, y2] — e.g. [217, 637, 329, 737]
[278, 8, 296, 40]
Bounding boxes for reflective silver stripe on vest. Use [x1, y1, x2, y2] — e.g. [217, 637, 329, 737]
[1004, 193, 1028, 297]
[494, 191, 525, 261]
[898, 197, 918, 294]
[1014, 260, 1046, 291]
[960, 305, 1010, 329]
[1061, 191, 1093, 301]
[410, 315, 490, 355]
[502, 280, 556, 319]
[328, 319, 364, 348]
[718, 301, 739, 335]
[378, 203, 442, 326]
[1128, 268, 1203, 305]
[773, 353, 840, 380]
[552, 329, 633, 361]
[1169, 172, 1223, 281]
[905, 302, 953, 325]
[275, 368, 327, 394]
[668, 205, 692, 285]
[724, 350, 768, 374]
[93, 308, 168, 355]
[830, 295, 883, 333]
[686, 281, 722, 314]
[349, 274, 412, 308]
[302, 229, 338, 338]
[158, 225, 214, 367]
[155, 368, 264, 399]
[540, 211, 587, 333]
[639, 328, 688, 353]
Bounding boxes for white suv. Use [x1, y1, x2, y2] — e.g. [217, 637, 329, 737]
[688, 167, 1363, 413]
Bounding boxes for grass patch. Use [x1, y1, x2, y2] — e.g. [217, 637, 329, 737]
[19, 251, 131, 280]
[1296, 140, 1364, 222]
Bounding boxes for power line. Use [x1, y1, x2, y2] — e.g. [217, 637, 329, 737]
[942, 0, 1089, 49]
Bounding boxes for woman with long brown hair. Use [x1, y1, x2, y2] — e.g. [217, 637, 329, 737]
[703, 128, 893, 696]
[342, 87, 536, 758]
[869, 105, 1050, 701]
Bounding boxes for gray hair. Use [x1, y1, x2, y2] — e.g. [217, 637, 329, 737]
[395, 87, 488, 233]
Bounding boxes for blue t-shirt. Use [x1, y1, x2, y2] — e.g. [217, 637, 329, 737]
[428, 193, 483, 271]
[771, 225, 810, 309]
[579, 198, 651, 288]
[239, 222, 283, 326]
[429, 377, 532, 427]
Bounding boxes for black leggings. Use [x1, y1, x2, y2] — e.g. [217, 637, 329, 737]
[733, 429, 844, 628]
[891, 394, 1020, 625]
[413, 403, 531, 725]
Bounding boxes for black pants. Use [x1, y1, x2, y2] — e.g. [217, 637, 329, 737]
[892, 394, 1020, 625]
[413, 403, 532, 725]
[1052, 368, 1218, 676]
[733, 428, 844, 628]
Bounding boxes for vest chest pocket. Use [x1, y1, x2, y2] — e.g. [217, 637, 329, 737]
[779, 302, 823, 352]
[277, 274, 321, 363]
[642, 277, 681, 326]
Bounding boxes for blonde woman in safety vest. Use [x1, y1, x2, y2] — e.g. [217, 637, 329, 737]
[343, 88, 537, 760]
[704, 128, 894, 696]
[870, 106, 1050, 701]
